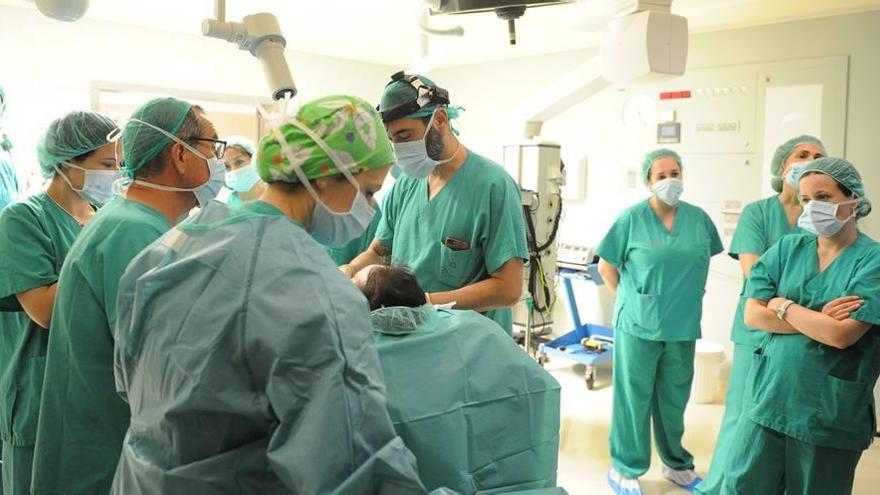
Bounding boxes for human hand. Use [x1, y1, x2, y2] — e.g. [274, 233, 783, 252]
[339, 264, 355, 278]
[822, 296, 864, 321]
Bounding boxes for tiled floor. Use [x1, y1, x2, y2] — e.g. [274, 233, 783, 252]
[546, 360, 880, 495]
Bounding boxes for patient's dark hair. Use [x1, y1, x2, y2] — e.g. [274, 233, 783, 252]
[361, 265, 427, 311]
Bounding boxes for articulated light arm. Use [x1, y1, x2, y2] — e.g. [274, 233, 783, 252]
[202, 0, 297, 101]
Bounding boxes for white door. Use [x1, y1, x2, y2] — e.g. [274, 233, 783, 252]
[755, 56, 849, 197]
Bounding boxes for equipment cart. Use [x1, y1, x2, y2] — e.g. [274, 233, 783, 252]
[538, 264, 614, 390]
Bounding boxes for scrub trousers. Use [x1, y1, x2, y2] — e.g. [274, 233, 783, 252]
[1, 442, 33, 495]
[609, 330, 696, 478]
[694, 342, 757, 495]
[722, 420, 861, 494]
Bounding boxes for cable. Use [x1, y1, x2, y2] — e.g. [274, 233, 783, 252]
[535, 191, 563, 252]
[521, 160, 565, 315]
[523, 202, 549, 313]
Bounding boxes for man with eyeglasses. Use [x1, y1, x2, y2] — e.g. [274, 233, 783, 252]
[31, 97, 225, 495]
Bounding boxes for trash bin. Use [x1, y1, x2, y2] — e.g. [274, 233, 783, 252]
[691, 339, 725, 404]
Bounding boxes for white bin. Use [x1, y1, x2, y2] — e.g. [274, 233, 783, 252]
[691, 339, 726, 404]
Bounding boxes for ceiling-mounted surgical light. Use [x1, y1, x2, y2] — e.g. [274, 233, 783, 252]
[33, 0, 89, 22]
[428, 0, 573, 45]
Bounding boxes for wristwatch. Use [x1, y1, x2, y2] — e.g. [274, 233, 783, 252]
[776, 300, 795, 321]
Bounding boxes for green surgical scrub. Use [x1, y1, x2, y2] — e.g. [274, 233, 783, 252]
[374, 307, 561, 494]
[0, 193, 82, 495]
[111, 201, 432, 493]
[0, 153, 18, 210]
[697, 195, 800, 495]
[31, 196, 171, 495]
[376, 151, 528, 334]
[216, 187, 243, 207]
[723, 232, 880, 493]
[328, 203, 383, 265]
[226, 191, 243, 207]
[0, 154, 18, 495]
[220, 187, 245, 208]
[597, 200, 723, 478]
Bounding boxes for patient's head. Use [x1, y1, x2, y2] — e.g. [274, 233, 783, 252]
[353, 265, 428, 311]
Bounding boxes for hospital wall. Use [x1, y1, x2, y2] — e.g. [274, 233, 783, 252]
[0, 5, 394, 189]
[432, 10, 880, 360]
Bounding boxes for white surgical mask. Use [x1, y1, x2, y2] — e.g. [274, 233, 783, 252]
[392, 110, 459, 179]
[124, 118, 226, 208]
[784, 162, 810, 188]
[652, 178, 684, 206]
[265, 114, 375, 248]
[56, 161, 121, 206]
[797, 198, 859, 237]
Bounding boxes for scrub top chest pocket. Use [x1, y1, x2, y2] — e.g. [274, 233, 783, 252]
[439, 235, 477, 284]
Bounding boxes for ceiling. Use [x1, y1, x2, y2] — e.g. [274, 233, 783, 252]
[4, 0, 880, 68]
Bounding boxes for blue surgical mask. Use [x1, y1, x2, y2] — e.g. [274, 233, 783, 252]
[266, 113, 376, 247]
[797, 198, 859, 237]
[652, 178, 684, 206]
[125, 118, 226, 208]
[194, 157, 227, 207]
[392, 111, 458, 179]
[310, 186, 375, 247]
[57, 161, 121, 206]
[225, 163, 261, 192]
[784, 162, 809, 188]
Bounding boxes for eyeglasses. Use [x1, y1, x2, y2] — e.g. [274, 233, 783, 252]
[186, 137, 227, 160]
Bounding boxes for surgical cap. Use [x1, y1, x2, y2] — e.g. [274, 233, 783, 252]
[377, 74, 461, 122]
[256, 95, 394, 184]
[641, 148, 682, 184]
[36, 111, 119, 179]
[370, 306, 430, 335]
[769, 135, 826, 192]
[120, 97, 194, 178]
[799, 157, 872, 219]
[224, 135, 255, 157]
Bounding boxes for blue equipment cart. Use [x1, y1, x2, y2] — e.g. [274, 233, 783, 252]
[538, 264, 614, 389]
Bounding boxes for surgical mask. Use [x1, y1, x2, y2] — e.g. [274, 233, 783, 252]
[134, 154, 225, 209]
[56, 161, 121, 206]
[784, 162, 809, 188]
[797, 198, 859, 237]
[225, 164, 261, 193]
[310, 185, 375, 247]
[392, 111, 459, 179]
[124, 118, 226, 208]
[652, 178, 684, 206]
[265, 112, 375, 247]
